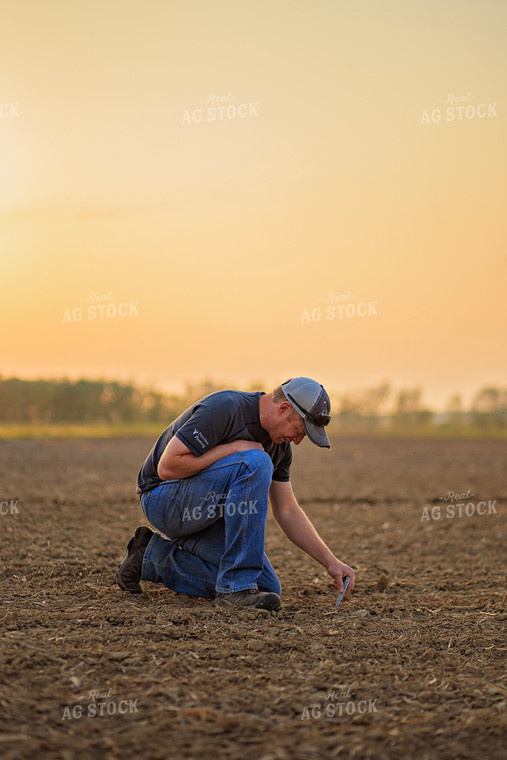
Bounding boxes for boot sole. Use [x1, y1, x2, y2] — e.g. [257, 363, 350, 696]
[115, 566, 142, 594]
[115, 526, 153, 594]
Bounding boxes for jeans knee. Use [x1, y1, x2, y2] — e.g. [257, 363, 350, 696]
[243, 448, 273, 474]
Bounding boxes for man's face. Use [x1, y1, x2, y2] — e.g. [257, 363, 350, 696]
[270, 404, 306, 445]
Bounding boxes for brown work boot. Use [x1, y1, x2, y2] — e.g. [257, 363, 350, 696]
[116, 526, 153, 594]
[215, 588, 281, 611]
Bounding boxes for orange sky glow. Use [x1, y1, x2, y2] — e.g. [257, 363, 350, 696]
[1, 0, 506, 410]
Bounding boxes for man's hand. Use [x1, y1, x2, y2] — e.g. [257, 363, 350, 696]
[326, 558, 355, 597]
[231, 441, 264, 453]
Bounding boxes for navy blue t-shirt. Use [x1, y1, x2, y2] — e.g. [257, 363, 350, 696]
[136, 390, 292, 494]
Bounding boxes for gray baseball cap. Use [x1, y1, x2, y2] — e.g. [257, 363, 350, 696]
[281, 377, 331, 448]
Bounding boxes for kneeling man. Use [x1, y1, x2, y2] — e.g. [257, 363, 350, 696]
[116, 377, 355, 611]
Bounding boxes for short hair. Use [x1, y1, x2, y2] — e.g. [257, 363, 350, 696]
[272, 379, 293, 404]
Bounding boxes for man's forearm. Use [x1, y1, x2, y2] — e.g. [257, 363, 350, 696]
[272, 501, 336, 569]
[158, 441, 240, 480]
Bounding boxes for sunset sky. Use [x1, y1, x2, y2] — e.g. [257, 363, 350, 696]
[1, 0, 505, 409]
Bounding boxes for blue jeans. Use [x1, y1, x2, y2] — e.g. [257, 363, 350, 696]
[140, 450, 282, 598]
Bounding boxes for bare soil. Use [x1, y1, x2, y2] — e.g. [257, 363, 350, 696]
[0, 436, 505, 760]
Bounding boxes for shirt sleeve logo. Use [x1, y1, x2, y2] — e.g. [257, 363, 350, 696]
[192, 428, 209, 449]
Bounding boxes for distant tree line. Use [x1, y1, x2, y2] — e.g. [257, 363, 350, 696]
[0, 377, 505, 431]
[0, 378, 183, 423]
[331, 382, 507, 432]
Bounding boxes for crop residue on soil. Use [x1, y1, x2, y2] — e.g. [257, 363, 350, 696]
[0, 436, 505, 759]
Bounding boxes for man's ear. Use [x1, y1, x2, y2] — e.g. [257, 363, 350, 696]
[278, 401, 292, 417]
